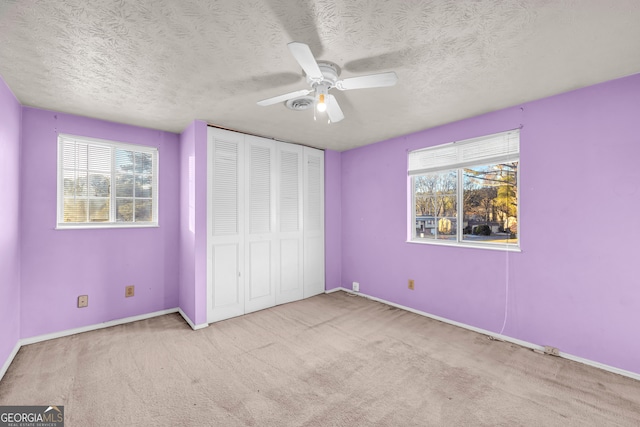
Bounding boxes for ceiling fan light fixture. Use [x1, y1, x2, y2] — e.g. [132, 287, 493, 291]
[256, 42, 398, 124]
[317, 94, 327, 112]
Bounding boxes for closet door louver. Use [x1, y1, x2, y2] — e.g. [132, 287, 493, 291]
[212, 141, 240, 235]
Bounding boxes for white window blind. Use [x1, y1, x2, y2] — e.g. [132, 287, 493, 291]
[57, 134, 158, 228]
[408, 129, 520, 176]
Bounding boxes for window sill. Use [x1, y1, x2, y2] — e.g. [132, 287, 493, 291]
[56, 223, 159, 230]
[407, 238, 521, 252]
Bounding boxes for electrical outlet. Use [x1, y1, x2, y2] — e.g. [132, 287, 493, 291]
[78, 295, 88, 308]
[352, 282, 360, 292]
[408, 279, 415, 290]
[544, 346, 560, 356]
[125, 285, 135, 298]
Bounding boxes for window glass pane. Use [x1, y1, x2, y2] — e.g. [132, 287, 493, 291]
[135, 152, 153, 174]
[89, 173, 110, 197]
[89, 199, 110, 222]
[414, 171, 457, 240]
[64, 198, 87, 222]
[76, 172, 88, 196]
[63, 170, 88, 197]
[116, 198, 133, 222]
[462, 162, 518, 244]
[135, 199, 153, 222]
[116, 173, 133, 197]
[115, 150, 134, 173]
[59, 136, 157, 227]
[135, 174, 152, 198]
[63, 172, 75, 197]
[437, 196, 457, 240]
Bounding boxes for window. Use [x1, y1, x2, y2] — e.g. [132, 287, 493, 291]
[57, 134, 158, 228]
[409, 130, 519, 249]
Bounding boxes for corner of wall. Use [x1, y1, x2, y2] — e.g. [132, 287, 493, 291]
[178, 120, 209, 327]
[0, 75, 22, 381]
[324, 149, 342, 290]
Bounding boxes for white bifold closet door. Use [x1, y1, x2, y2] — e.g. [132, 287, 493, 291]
[207, 127, 324, 323]
[244, 136, 277, 314]
[277, 143, 304, 305]
[303, 147, 325, 298]
[207, 130, 245, 322]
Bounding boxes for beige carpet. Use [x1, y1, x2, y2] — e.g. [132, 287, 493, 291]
[1, 291, 639, 426]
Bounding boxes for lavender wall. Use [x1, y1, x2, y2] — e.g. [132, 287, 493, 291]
[178, 120, 208, 326]
[0, 76, 22, 371]
[20, 108, 180, 338]
[193, 123, 208, 326]
[324, 150, 342, 289]
[340, 73, 640, 375]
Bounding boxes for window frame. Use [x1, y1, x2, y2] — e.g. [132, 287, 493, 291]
[56, 133, 159, 229]
[408, 130, 521, 252]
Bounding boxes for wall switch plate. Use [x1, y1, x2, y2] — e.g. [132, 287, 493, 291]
[352, 282, 360, 292]
[408, 279, 415, 290]
[78, 295, 88, 308]
[125, 285, 135, 298]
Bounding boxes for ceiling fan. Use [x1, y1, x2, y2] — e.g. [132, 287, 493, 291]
[257, 42, 399, 123]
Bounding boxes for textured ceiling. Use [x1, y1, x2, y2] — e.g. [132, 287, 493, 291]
[1, 1, 640, 151]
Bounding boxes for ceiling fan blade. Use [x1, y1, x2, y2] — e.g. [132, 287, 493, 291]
[257, 89, 311, 106]
[287, 42, 323, 80]
[335, 71, 398, 91]
[326, 94, 344, 123]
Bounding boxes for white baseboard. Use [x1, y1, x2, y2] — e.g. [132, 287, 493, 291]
[178, 308, 209, 330]
[20, 308, 180, 346]
[0, 341, 21, 383]
[326, 287, 640, 382]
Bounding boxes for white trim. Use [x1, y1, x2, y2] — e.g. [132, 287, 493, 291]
[55, 224, 160, 230]
[325, 287, 640, 382]
[559, 352, 640, 380]
[178, 308, 209, 330]
[406, 239, 522, 252]
[0, 341, 21, 383]
[20, 308, 178, 346]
